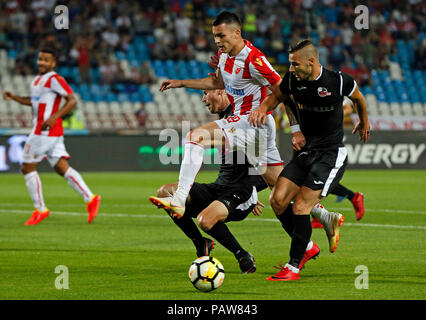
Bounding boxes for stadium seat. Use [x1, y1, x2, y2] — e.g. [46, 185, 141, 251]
[390, 102, 402, 116]
[109, 102, 122, 114]
[401, 102, 413, 116]
[378, 102, 391, 116]
[121, 102, 134, 115]
[412, 103, 424, 116]
[145, 102, 158, 115]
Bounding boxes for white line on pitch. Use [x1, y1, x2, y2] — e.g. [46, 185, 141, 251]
[1, 202, 426, 215]
[1, 209, 425, 230]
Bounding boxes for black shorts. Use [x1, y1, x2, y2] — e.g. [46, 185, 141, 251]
[279, 147, 348, 197]
[185, 182, 257, 222]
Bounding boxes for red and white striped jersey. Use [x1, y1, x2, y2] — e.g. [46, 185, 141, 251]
[30, 71, 73, 136]
[218, 40, 281, 115]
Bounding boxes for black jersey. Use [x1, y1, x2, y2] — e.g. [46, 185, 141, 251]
[213, 105, 267, 191]
[280, 66, 357, 150]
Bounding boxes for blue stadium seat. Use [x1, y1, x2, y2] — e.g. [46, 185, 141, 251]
[91, 93, 103, 102]
[114, 83, 126, 92]
[278, 53, 289, 64]
[115, 51, 126, 60]
[90, 84, 102, 95]
[80, 91, 92, 101]
[105, 92, 116, 102]
[130, 92, 141, 102]
[117, 93, 129, 102]
[8, 50, 18, 59]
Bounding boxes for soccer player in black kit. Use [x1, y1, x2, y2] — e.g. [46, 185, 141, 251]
[152, 88, 344, 274]
[249, 39, 370, 281]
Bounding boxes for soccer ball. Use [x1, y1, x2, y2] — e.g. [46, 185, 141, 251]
[188, 256, 225, 292]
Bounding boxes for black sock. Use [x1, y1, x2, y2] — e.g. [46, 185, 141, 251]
[205, 221, 246, 259]
[276, 203, 294, 237]
[289, 214, 312, 269]
[331, 183, 355, 201]
[172, 215, 204, 245]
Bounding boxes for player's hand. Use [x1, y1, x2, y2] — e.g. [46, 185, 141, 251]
[248, 108, 268, 127]
[41, 116, 57, 131]
[252, 201, 265, 216]
[352, 121, 370, 143]
[207, 53, 219, 70]
[159, 79, 182, 92]
[291, 131, 306, 151]
[3, 91, 14, 100]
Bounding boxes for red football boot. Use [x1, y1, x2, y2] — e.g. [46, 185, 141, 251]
[25, 208, 50, 225]
[311, 217, 324, 228]
[267, 265, 300, 281]
[351, 192, 365, 220]
[87, 195, 101, 223]
[299, 242, 320, 270]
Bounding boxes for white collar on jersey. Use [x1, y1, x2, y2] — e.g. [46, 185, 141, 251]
[314, 65, 323, 81]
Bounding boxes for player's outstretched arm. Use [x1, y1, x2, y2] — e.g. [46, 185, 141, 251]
[349, 86, 370, 143]
[41, 93, 77, 130]
[160, 74, 225, 92]
[3, 91, 32, 106]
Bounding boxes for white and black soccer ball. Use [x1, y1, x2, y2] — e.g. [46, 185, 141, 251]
[188, 256, 225, 292]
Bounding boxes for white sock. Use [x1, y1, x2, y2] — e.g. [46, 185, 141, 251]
[310, 203, 329, 225]
[64, 167, 93, 202]
[24, 171, 46, 212]
[174, 141, 204, 206]
[285, 263, 300, 274]
[305, 241, 313, 252]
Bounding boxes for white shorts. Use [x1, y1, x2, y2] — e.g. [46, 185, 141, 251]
[215, 113, 283, 171]
[22, 133, 70, 167]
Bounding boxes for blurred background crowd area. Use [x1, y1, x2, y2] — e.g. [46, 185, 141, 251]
[0, 0, 425, 132]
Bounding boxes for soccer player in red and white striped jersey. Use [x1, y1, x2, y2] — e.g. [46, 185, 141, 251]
[150, 11, 291, 218]
[3, 42, 100, 225]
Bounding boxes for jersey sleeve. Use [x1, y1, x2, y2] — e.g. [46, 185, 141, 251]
[340, 72, 357, 97]
[279, 72, 291, 95]
[50, 75, 73, 96]
[249, 55, 281, 87]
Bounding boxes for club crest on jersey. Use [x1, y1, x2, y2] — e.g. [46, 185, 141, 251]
[254, 57, 263, 66]
[317, 87, 331, 97]
[235, 67, 241, 74]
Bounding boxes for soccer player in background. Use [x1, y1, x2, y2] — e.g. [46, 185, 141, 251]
[3, 41, 101, 225]
[249, 39, 370, 281]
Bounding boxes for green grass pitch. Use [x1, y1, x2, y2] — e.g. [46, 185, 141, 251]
[0, 170, 425, 300]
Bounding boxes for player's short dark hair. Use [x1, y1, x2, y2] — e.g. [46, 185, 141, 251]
[288, 39, 314, 53]
[213, 11, 241, 28]
[39, 41, 58, 61]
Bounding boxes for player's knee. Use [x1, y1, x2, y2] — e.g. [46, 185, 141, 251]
[196, 214, 216, 231]
[54, 165, 67, 177]
[21, 164, 34, 175]
[270, 193, 288, 213]
[291, 200, 309, 215]
[186, 130, 203, 145]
